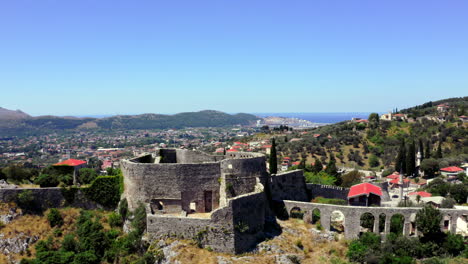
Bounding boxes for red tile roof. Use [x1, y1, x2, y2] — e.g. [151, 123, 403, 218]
[348, 183, 382, 198]
[226, 149, 238, 152]
[440, 166, 463, 172]
[386, 174, 400, 179]
[54, 159, 86, 166]
[408, 191, 432, 197]
[292, 161, 300, 166]
[389, 178, 410, 184]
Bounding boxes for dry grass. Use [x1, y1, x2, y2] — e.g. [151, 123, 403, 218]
[171, 218, 349, 264]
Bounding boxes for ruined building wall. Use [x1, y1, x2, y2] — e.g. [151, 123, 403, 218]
[270, 170, 308, 202]
[121, 161, 221, 211]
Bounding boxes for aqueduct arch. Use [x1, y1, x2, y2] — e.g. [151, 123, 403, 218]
[283, 201, 466, 239]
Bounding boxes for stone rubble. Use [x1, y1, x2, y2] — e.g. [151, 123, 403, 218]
[0, 233, 39, 255]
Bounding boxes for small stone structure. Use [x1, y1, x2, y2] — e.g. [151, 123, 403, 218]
[121, 149, 273, 253]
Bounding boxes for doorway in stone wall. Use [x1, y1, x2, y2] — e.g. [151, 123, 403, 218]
[204, 191, 213, 212]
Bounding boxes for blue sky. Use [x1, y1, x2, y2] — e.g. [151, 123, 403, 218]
[1, 0, 467, 116]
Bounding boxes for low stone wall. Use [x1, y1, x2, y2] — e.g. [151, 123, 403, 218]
[0, 187, 100, 211]
[307, 184, 349, 200]
[271, 170, 308, 202]
[146, 190, 267, 254]
[282, 200, 467, 239]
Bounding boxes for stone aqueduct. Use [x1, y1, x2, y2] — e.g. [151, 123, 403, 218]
[283, 201, 466, 239]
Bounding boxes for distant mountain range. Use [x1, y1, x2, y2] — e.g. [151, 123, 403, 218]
[0, 108, 258, 136]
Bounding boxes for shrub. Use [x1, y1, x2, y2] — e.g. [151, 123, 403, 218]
[17, 190, 34, 211]
[35, 174, 59, 187]
[118, 198, 128, 220]
[83, 176, 121, 208]
[132, 202, 147, 236]
[443, 233, 465, 256]
[73, 250, 99, 264]
[61, 234, 77, 252]
[108, 212, 123, 228]
[78, 168, 98, 184]
[47, 209, 64, 227]
[60, 186, 78, 204]
[295, 240, 303, 250]
[347, 240, 368, 263]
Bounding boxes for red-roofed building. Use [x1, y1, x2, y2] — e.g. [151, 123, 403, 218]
[292, 161, 300, 166]
[313, 134, 321, 138]
[348, 183, 382, 206]
[386, 174, 400, 180]
[408, 191, 432, 198]
[53, 159, 87, 185]
[389, 178, 410, 188]
[440, 166, 463, 174]
[54, 159, 86, 167]
[226, 149, 238, 152]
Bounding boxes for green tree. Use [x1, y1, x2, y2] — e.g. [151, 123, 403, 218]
[313, 158, 323, 173]
[369, 154, 380, 168]
[415, 205, 443, 240]
[443, 233, 465, 256]
[347, 240, 368, 263]
[420, 159, 439, 178]
[395, 140, 407, 174]
[406, 140, 416, 176]
[424, 141, 431, 159]
[269, 138, 278, 174]
[78, 168, 98, 185]
[435, 141, 443, 159]
[47, 208, 64, 227]
[368, 113, 380, 129]
[341, 170, 363, 187]
[35, 174, 59, 187]
[419, 139, 424, 162]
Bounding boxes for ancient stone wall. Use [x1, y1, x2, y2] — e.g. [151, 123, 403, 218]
[220, 155, 267, 199]
[146, 190, 267, 253]
[0, 188, 100, 210]
[282, 200, 466, 239]
[307, 184, 349, 200]
[175, 149, 221, 163]
[270, 170, 308, 202]
[121, 160, 221, 211]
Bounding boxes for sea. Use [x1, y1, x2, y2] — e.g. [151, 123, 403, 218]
[253, 112, 375, 124]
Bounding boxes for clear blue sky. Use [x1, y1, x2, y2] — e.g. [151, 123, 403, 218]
[1, 0, 467, 116]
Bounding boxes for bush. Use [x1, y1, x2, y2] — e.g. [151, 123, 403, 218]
[119, 198, 128, 220]
[78, 168, 98, 185]
[47, 209, 64, 227]
[312, 196, 347, 205]
[83, 176, 121, 208]
[35, 174, 59, 187]
[61, 234, 77, 252]
[443, 233, 465, 256]
[73, 250, 99, 264]
[17, 190, 34, 211]
[347, 240, 368, 263]
[108, 212, 123, 228]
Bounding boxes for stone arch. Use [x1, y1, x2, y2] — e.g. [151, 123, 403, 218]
[330, 210, 345, 233]
[390, 214, 405, 235]
[312, 208, 321, 225]
[290, 207, 304, 219]
[360, 212, 375, 234]
[378, 213, 386, 233]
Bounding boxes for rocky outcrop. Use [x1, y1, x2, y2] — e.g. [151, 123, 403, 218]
[0, 233, 39, 255]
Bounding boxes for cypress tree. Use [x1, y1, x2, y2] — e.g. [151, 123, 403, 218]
[425, 141, 431, 159]
[419, 139, 424, 162]
[436, 141, 443, 159]
[406, 140, 416, 176]
[313, 158, 323, 172]
[395, 139, 407, 174]
[269, 138, 277, 174]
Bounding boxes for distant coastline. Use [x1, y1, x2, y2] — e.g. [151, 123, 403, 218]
[253, 112, 379, 124]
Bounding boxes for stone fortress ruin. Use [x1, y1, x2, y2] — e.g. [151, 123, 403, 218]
[121, 149, 467, 254]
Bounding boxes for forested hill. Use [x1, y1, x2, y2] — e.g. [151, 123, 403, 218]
[259, 97, 467, 174]
[0, 109, 258, 136]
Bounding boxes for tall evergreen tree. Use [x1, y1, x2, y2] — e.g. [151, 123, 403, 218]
[395, 139, 407, 174]
[419, 139, 424, 162]
[313, 158, 323, 172]
[436, 141, 443, 159]
[425, 141, 431, 159]
[406, 140, 416, 176]
[269, 138, 278, 174]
